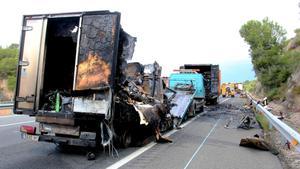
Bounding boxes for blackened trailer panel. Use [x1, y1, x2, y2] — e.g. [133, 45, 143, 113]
[74, 13, 120, 90]
[210, 65, 220, 96]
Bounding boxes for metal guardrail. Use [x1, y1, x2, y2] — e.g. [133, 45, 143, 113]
[0, 101, 14, 109]
[247, 93, 300, 152]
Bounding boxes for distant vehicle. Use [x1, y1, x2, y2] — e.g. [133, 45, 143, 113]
[221, 83, 235, 97]
[180, 64, 221, 104]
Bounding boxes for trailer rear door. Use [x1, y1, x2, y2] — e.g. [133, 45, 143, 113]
[74, 12, 121, 91]
[14, 18, 47, 115]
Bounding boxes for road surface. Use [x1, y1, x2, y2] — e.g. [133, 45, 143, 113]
[0, 98, 282, 169]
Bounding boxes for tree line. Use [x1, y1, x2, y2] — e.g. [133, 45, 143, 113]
[0, 44, 18, 91]
[240, 18, 300, 99]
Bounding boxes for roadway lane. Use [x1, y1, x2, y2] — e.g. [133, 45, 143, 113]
[0, 104, 217, 169]
[118, 98, 282, 169]
[0, 114, 140, 169]
[0, 115, 35, 148]
[0, 98, 283, 169]
[184, 98, 282, 169]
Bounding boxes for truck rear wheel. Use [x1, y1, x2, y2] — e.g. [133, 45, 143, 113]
[212, 98, 218, 105]
[120, 130, 132, 148]
[199, 106, 204, 113]
[86, 152, 96, 160]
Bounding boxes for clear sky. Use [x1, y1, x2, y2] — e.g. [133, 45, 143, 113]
[0, 0, 299, 82]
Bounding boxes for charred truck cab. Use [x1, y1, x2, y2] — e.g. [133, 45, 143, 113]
[14, 11, 173, 152]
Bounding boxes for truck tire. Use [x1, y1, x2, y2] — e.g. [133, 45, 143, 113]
[120, 130, 132, 148]
[187, 102, 196, 117]
[199, 106, 204, 113]
[86, 152, 96, 160]
[212, 98, 218, 105]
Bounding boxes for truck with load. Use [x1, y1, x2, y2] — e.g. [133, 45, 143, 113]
[14, 10, 174, 158]
[180, 64, 221, 104]
[168, 69, 205, 126]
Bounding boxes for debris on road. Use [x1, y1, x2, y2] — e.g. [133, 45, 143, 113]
[240, 135, 279, 155]
[239, 136, 270, 151]
[237, 115, 256, 129]
[224, 117, 233, 128]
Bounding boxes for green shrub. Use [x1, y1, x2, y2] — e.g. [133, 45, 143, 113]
[7, 76, 16, 91]
[256, 113, 270, 131]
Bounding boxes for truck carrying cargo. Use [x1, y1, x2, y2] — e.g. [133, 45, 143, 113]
[14, 11, 174, 158]
[180, 64, 221, 104]
[168, 70, 205, 126]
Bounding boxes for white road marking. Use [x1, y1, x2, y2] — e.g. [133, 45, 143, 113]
[0, 121, 35, 127]
[183, 118, 220, 169]
[106, 142, 156, 169]
[107, 98, 231, 169]
[219, 98, 230, 104]
[106, 114, 203, 169]
[0, 115, 27, 119]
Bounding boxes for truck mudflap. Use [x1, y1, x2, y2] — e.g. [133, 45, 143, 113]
[21, 133, 97, 147]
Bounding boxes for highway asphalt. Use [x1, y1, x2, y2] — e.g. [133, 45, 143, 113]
[0, 98, 283, 169]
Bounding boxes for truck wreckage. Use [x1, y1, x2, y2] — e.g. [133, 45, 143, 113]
[14, 11, 181, 156]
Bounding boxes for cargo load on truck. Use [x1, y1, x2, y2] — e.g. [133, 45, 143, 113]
[180, 64, 221, 104]
[14, 11, 174, 157]
[168, 69, 205, 126]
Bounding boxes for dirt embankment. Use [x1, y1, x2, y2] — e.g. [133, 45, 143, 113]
[266, 67, 300, 129]
[0, 79, 13, 116]
[250, 69, 300, 169]
[0, 79, 13, 101]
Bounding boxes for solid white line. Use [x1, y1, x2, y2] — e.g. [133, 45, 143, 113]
[107, 98, 231, 169]
[183, 118, 220, 169]
[107, 112, 206, 169]
[0, 120, 35, 127]
[106, 142, 156, 169]
[219, 98, 230, 104]
[0, 115, 27, 119]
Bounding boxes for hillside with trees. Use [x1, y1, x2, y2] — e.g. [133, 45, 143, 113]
[0, 44, 18, 101]
[240, 18, 300, 100]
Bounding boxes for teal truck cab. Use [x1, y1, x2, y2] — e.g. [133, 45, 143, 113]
[168, 70, 205, 125]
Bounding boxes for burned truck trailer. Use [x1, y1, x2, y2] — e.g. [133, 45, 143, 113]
[180, 64, 221, 104]
[14, 11, 173, 150]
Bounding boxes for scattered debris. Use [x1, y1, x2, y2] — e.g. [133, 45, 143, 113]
[240, 136, 270, 151]
[238, 115, 256, 129]
[142, 103, 173, 143]
[240, 135, 279, 155]
[224, 117, 233, 129]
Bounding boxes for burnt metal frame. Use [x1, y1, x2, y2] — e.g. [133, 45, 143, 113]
[14, 11, 121, 116]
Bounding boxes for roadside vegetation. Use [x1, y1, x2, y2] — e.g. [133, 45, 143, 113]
[0, 44, 18, 101]
[255, 113, 270, 131]
[240, 18, 300, 100]
[243, 80, 256, 93]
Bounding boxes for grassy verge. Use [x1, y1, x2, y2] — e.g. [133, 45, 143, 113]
[255, 113, 270, 131]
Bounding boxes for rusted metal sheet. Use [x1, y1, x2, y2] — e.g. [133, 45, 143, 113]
[40, 123, 80, 136]
[75, 14, 120, 90]
[73, 97, 109, 114]
[36, 115, 75, 126]
[170, 91, 195, 118]
[75, 53, 111, 90]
